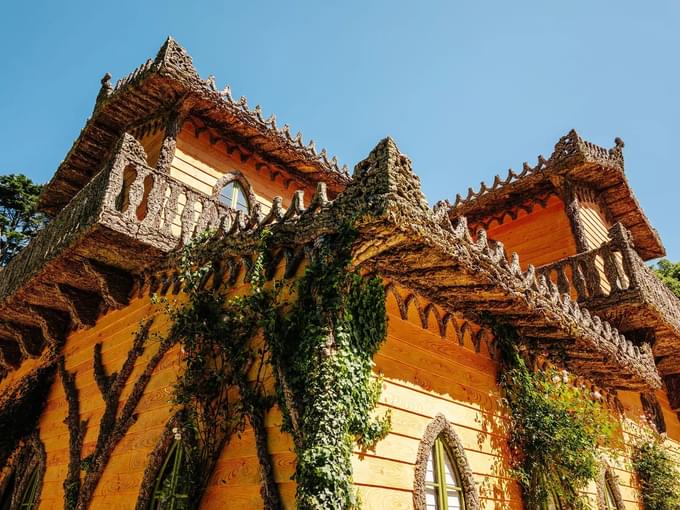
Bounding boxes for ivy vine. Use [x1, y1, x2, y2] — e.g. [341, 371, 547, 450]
[162, 223, 390, 509]
[265, 225, 390, 509]
[633, 438, 680, 510]
[492, 322, 616, 509]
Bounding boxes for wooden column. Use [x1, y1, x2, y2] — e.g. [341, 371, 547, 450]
[155, 110, 184, 174]
[558, 178, 590, 253]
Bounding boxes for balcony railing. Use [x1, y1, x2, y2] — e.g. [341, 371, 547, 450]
[536, 223, 680, 346]
[103, 135, 243, 252]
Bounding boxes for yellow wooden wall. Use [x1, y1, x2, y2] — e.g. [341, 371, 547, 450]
[358, 284, 680, 510]
[576, 188, 612, 250]
[170, 123, 317, 214]
[485, 195, 578, 269]
[0, 274, 679, 509]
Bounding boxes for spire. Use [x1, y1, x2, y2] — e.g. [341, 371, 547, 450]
[342, 137, 430, 221]
[154, 36, 200, 81]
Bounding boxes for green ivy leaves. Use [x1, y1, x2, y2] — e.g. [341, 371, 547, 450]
[495, 325, 615, 509]
[633, 440, 680, 510]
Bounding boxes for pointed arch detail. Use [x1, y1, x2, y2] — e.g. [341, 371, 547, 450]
[413, 413, 480, 510]
[596, 464, 625, 510]
[212, 171, 257, 215]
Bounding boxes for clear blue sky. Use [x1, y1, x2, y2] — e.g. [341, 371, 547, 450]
[1, 1, 678, 259]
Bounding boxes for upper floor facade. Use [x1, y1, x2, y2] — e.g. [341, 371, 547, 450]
[0, 37, 679, 510]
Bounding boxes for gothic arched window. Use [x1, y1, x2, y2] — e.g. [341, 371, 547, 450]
[136, 415, 195, 510]
[213, 172, 256, 216]
[0, 436, 45, 510]
[640, 392, 666, 434]
[425, 437, 465, 509]
[602, 481, 617, 510]
[218, 180, 249, 213]
[414, 414, 480, 510]
[149, 439, 189, 510]
[597, 467, 624, 510]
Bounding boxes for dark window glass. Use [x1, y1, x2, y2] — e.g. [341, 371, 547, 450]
[149, 440, 189, 510]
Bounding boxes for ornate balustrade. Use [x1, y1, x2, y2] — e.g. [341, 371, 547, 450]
[101, 135, 241, 252]
[0, 134, 250, 370]
[536, 223, 680, 365]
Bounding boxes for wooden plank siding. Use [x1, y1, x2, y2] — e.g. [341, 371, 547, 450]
[171, 125, 317, 215]
[576, 187, 612, 250]
[14, 274, 680, 509]
[0, 128, 674, 509]
[485, 195, 578, 269]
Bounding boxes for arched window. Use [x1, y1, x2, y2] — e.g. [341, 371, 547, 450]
[640, 393, 666, 434]
[602, 481, 617, 510]
[414, 414, 479, 510]
[425, 437, 465, 509]
[149, 439, 189, 510]
[597, 467, 623, 510]
[218, 180, 249, 213]
[18, 464, 39, 510]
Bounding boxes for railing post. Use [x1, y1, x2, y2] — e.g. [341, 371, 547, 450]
[608, 223, 640, 289]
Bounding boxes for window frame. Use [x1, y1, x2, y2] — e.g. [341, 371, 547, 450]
[597, 467, 624, 510]
[212, 172, 256, 215]
[136, 413, 196, 510]
[426, 437, 466, 510]
[414, 414, 480, 510]
[149, 439, 189, 510]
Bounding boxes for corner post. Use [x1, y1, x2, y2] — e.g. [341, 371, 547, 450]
[155, 109, 185, 174]
[558, 178, 590, 253]
[608, 222, 640, 289]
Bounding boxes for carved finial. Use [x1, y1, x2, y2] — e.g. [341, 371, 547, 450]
[220, 85, 233, 101]
[206, 75, 217, 91]
[614, 137, 624, 149]
[96, 73, 113, 103]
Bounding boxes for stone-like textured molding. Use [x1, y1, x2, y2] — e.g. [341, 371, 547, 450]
[412, 414, 480, 510]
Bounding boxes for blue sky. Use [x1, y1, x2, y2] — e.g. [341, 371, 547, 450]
[1, 1, 679, 259]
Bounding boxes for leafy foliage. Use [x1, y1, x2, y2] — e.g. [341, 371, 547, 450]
[494, 324, 616, 509]
[0, 174, 46, 266]
[162, 230, 278, 507]
[266, 226, 390, 509]
[653, 259, 680, 299]
[164, 224, 389, 509]
[633, 439, 680, 510]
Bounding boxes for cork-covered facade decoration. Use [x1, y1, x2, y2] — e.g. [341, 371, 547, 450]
[0, 37, 678, 509]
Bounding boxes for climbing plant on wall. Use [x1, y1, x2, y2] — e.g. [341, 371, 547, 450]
[491, 322, 616, 509]
[265, 225, 390, 509]
[162, 229, 281, 509]
[162, 224, 390, 510]
[633, 438, 680, 510]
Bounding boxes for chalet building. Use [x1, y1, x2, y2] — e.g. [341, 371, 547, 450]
[0, 38, 679, 510]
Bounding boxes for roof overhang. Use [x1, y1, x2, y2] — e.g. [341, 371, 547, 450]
[38, 37, 350, 216]
[444, 131, 665, 260]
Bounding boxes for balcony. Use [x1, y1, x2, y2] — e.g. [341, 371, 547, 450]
[536, 223, 680, 375]
[0, 134, 240, 370]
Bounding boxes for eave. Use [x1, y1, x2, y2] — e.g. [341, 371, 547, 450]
[0, 132, 661, 391]
[443, 130, 665, 261]
[38, 37, 350, 217]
